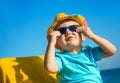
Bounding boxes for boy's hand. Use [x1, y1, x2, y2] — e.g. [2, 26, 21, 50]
[76, 25, 95, 39]
[47, 31, 61, 46]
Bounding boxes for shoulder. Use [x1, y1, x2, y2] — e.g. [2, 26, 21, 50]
[82, 44, 102, 51]
[55, 51, 64, 56]
[82, 45, 102, 61]
[55, 51, 70, 56]
[82, 45, 94, 51]
[55, 51, 66, 58]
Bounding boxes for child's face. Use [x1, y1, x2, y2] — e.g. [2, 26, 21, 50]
[56, 20, 82, 51]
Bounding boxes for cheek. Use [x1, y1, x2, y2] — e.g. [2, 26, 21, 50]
[77, 35, 82, 43]
[74, 33, 82, 43]
[57, 35, 66, 44]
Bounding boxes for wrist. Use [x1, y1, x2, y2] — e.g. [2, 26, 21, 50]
[48, 41, 56, 47]
[88, 33, 96, 39]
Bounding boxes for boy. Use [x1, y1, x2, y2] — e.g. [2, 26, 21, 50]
[44, 13, 116, 83]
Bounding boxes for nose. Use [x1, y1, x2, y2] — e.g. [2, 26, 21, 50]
[65, 28, 72, 35]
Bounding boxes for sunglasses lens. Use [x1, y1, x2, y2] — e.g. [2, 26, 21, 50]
[57, 25, 80, 34]
[58, 28, 66, 34]
[69, 25, 80, 32]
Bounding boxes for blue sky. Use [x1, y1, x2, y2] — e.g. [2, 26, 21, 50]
[0, 0, 120, 70]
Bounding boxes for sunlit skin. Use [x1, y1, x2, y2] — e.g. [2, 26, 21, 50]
[56, 21, 83, 53]
[45, 20, 116, 73]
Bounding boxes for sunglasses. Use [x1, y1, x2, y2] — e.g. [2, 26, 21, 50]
[57, 25, 80, 34]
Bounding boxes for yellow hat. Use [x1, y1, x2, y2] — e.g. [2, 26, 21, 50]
[47, 12, 87, 37]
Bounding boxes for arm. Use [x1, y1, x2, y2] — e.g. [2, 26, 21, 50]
[90, 32, 117, 58]
[77, 26, 116, 58]
[44, 31, 61, 73]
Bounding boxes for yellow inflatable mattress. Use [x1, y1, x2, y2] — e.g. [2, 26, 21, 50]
[0, 56, 58, 83]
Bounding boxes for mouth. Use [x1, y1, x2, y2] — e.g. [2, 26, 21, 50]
[66, 36, 75, 41]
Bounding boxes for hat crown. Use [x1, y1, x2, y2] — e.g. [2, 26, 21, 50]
[47, 13, 87, 38]
[54, 13, 68, 21]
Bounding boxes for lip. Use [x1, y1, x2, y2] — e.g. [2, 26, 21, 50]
[66, 36, 75, 41]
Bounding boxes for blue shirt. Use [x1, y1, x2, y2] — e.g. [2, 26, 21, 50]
[55, 45, 103, 83]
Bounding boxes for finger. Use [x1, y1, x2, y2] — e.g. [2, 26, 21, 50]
[81, 33, 85, 42]
[77, 27, 86, 33]
[54, 31, 61, 36]
[81, 26, 88, 32]
[76, 27, 83, 33]
[82, 26, 86, 32]
[55, 31, 62, 39]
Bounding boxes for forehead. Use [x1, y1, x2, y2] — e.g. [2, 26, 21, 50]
[57, 20, 79, 29]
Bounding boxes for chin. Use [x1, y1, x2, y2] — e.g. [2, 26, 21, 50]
[67, 43, 78, 46]
[67, 40, 77, 44]
[67, 40, 81, 46]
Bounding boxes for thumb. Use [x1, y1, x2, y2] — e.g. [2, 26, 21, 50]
[81, 33, 85, 42]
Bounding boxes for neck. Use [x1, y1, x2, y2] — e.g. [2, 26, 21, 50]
[64, 45, 82, 54]
[70, 48, 82, 54]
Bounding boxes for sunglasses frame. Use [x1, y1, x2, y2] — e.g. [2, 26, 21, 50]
[57, 25, 80, 34]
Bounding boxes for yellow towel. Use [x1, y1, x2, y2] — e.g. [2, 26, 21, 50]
[0, 56, 58, 83]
